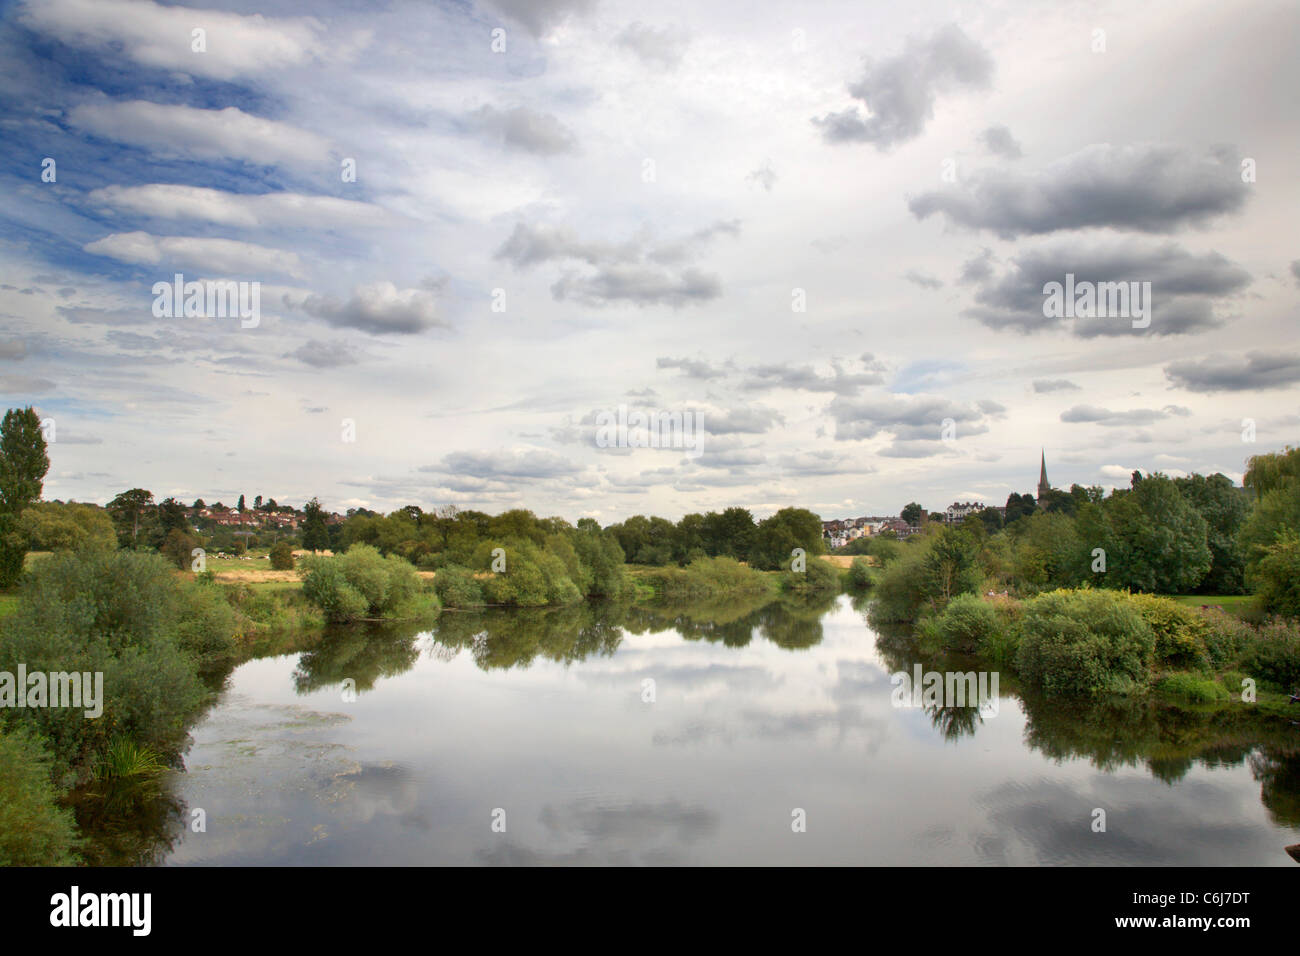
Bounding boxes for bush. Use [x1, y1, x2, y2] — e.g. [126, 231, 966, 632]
[846, 557, 874, 589]
[869, 543, 931, 622]
[919, 593, 1000, 654]
[1199, 608, 1256, 668]
[473, 539, 584, 607]
[1239, 617, 1300, 692]
[434, 564, 485, 608]
[299, 545, 431, 622]
[644, 556, 775, 599]
[1126, 593, 1210, 668]
[0, 728, 79, 865]
[780, 556, 840, 592]
[1156, 671, 1230, 703]
[1014, 589, 1155, 698]
[269, 542, 295, 571]
[0, 550, 234, 782]
[1253, 531, 1300, 619]
[161, 528, 200, 570]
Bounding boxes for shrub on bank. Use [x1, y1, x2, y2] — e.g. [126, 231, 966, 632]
[779, 556, 841, 593]
[0, 727, 79, 865]
[0, 549, 236, 782]
[644, 555, 775, 599]
[434, 564, 485, 608]
[919, 592, 999, 654]
[300, 544, 433, 622]
[1126, 593, 1210, 669]
[846, 556, 874, 589]
[1014, 589, 1156, 698]
[1156, 671, 1230, 704]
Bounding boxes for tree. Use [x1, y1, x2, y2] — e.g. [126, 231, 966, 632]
[301, 497, 330, 552]
[254, 495, 263, 510]
[156, 497, 189, 536]
[1174, 473, 1249, 594]
[269, 541, 295, 570]
[191, 498, 206, 511]
[1093, 474, 1211, 593]
[750, 508, 825, 571]
[107, 489, 154, 548]
[1240, 448, 1300, 593]
[1004, 492, 1037, 524]
[921, 527, 982, 606]
[900, 502, 925, 526]
[237, 494, 246, 512]
[0, 407, 50, 586]
[18, 502, 116, 552]
[161, 528, 200, 569]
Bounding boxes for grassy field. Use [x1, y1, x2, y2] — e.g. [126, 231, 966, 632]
[1171, 594, 1257, 618]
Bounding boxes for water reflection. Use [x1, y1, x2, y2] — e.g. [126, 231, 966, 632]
[72, 593, 1300, 865]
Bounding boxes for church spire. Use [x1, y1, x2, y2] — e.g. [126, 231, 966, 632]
[1038, 449, 1050, 503]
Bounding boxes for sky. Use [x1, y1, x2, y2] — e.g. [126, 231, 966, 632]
[0, 0, 1297, 522]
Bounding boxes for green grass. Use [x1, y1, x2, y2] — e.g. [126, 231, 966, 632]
[0, 593, 18, 620]
[1170, 594, 1256, 618]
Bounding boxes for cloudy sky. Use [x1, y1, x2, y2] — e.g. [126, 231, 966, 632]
[1, 0, 1297, 521]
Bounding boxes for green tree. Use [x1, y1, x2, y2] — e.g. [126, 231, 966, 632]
[1093, 474, 1211, 594]
[17, 502, 116, 552]
[1175, 473, 1249, 594]
[750, 508, 825, 571]
[301, 497, 330, 552]
[237, 494, 246, 512]
[107, 488, 154, 548]
[253, 494, 263, 510]
[0, 407, 51, 585]
[921, 526, 982, 606]
[269, 541, 295, 571]
[900, 502, 925, 526]
[1253, 531, 1300, 618]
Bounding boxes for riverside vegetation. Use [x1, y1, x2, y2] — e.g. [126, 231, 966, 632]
[2, 397, 1299, 864]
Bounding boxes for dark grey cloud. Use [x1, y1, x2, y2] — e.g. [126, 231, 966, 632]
[827, 392, 991, 454]
[483, 0, 594, 38]
[909, 145, 1248, 238]
[0, 340, 27, 360]
[1060, 404, 1191, 426]
[300, 282, 448, 335]
[0, 374, 56, 393]
[496, 220, 736, 308]
[963, 238, 1250, 337]
[550, 266, 719, 308]
[979, 125, 1022, 158]
[744, 354, 888, 394]
[57, 305, 151, 326]
[1032, 378, 1080, 393]
[656, 356, 726, 379]
[1164, 350, 1300, 392]
[1291, 260, 1300, 286]
[904, 269, 944, 290]
[814, 24, 993, 149]
[706, 406, 785, 435]
[288, 339, 360, 368]
[616, 22, 689, 68]
[467, 105, 577, 155]
[957, 248, 995, 284]
[422, 448, 582, 481]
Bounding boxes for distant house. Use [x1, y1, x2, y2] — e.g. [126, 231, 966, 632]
[945, 501, 984, 523]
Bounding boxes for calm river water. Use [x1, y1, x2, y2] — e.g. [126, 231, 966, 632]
[142, 593, 1300, 865]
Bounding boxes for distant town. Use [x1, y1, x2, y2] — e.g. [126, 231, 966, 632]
[821, 451, 1058, 548]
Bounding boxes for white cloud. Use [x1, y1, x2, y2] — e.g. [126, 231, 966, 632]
[68, 101, 330, 166]
[83, 231, 304, 277]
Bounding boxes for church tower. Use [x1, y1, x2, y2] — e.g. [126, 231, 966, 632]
[1037, 450, 1051, 505]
